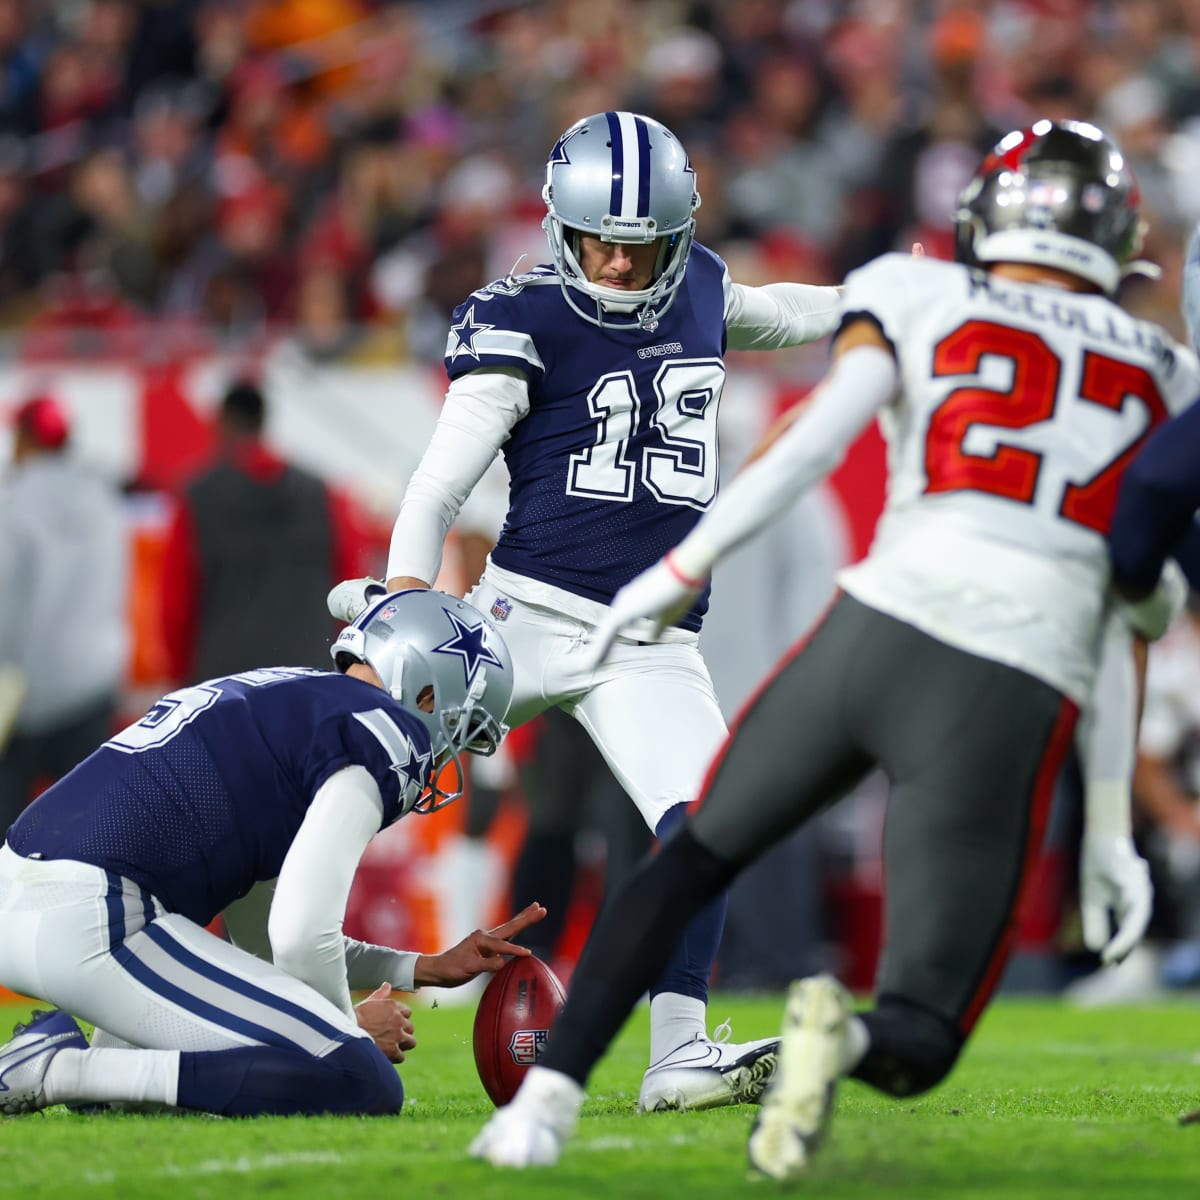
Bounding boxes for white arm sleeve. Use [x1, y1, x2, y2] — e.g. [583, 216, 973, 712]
[343, 939, 421, 993]
[1076, 610, 1138, 838]
[671, 345, 898, 578]
[268, 765, 388, 1019]
[386, 368, 530, 583]
[724, 281, 843, 350]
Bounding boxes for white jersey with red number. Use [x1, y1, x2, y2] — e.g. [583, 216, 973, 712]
[837, 253, 1200, 705]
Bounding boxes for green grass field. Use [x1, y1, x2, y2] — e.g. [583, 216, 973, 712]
[0, 994, 1197, 1199]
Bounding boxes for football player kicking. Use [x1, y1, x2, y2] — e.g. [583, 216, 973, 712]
[0, 589, 535, 1118]
[467, 120, 1200, 1174]
[328, 110, 843, 1113]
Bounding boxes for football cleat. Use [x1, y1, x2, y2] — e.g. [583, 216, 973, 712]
[637, 1020, 780, 1112]
[747, 975, 851, 1181]
[468, 1066, 583, 1168]
[326, 577, 387, 624]
[0, 1009, 88, 1116]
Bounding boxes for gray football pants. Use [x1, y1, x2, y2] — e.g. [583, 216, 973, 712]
[689, 594, 1078, 1035]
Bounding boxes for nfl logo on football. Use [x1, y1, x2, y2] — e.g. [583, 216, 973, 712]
[507, 1028, 549, 1065]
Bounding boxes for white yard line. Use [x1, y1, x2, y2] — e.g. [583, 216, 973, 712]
[81, 1151, 348, 1185]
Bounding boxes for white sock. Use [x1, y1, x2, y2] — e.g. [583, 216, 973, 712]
[45, 1048, 181, 1107]
[649, 993, 706, 1064]
[838, 1014, 870, 1075]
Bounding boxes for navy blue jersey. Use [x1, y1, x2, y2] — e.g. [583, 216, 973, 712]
[1110, 395, 1200, 592]
[444, 245, 731, 630]
[6, 669, 433, 926]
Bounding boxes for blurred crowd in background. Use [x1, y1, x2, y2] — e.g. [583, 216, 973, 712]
[0, 0, 1199, 360]
[5, 0, 1200, 1001]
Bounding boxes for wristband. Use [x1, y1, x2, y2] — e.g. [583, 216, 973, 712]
[664, 550, 708, 590]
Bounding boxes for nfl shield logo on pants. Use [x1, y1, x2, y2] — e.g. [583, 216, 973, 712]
[491, 597, 512, 622]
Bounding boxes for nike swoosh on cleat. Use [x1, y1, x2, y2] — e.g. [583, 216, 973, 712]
[645, 1045, 726, 1072]
[0, 1033, 80, 1091]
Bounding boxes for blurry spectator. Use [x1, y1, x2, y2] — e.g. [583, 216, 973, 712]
[152, 179, 218, 312]
[0, 0, 43, 137]
[634, 26, 725, 148]
[302, 133, 421, 315]
[212, 55, 328, 206]
[850, 8, 1001, 266]
[210, 180, 295, 322]
[64, 145, 156, 305]
[1096, 74, 1179, 229]
[822, 19, 902, 196]
[19, 211, 144, 362]
[0, 394, 128, 832]
[285, 260, 403, 363]
[0, 135, 39, 317]
[159, 378, 369, 684]
[128, 77, 210, 210]
[372, 151, 528, 362]
[721, 54, 847, 245]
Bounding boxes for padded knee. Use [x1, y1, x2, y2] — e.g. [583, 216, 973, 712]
[851, 996, 964, 1098]
[333, 1038, 405, 1115]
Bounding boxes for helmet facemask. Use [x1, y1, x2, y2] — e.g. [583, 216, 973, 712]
[419, 668, 509, 814]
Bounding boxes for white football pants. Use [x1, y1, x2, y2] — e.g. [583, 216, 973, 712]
[0, 844, 364, 1056]
[466, 574, 729, 830]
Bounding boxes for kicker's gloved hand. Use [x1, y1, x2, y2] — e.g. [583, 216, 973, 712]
[1118, 561, 1187, 642]
[1080, 833, 1153, 967]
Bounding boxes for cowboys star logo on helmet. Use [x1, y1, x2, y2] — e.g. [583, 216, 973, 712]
[433, 609, 505, 687]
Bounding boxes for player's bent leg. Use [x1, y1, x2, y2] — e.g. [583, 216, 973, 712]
[865, 640, 1077, 1056]
[175, 1036, 403, 1117]
[0, 853, 403, 1117]
[571, 644, 772, 1109]
[537, 826, 737, 1088]
[636, 804, 780, 1113]
[850, 995, 964, 1098]
[575, 612, 870, 1112]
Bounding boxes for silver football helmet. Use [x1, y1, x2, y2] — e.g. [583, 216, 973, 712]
[331, 589, 513, 812]
[542, 110, 700, 329]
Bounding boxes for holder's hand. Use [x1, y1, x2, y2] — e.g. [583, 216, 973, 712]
[414, 902, 548, 987]
[355, 982, 416, 1062]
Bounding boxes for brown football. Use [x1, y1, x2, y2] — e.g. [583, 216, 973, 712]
[472, 955, 566, 1106]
